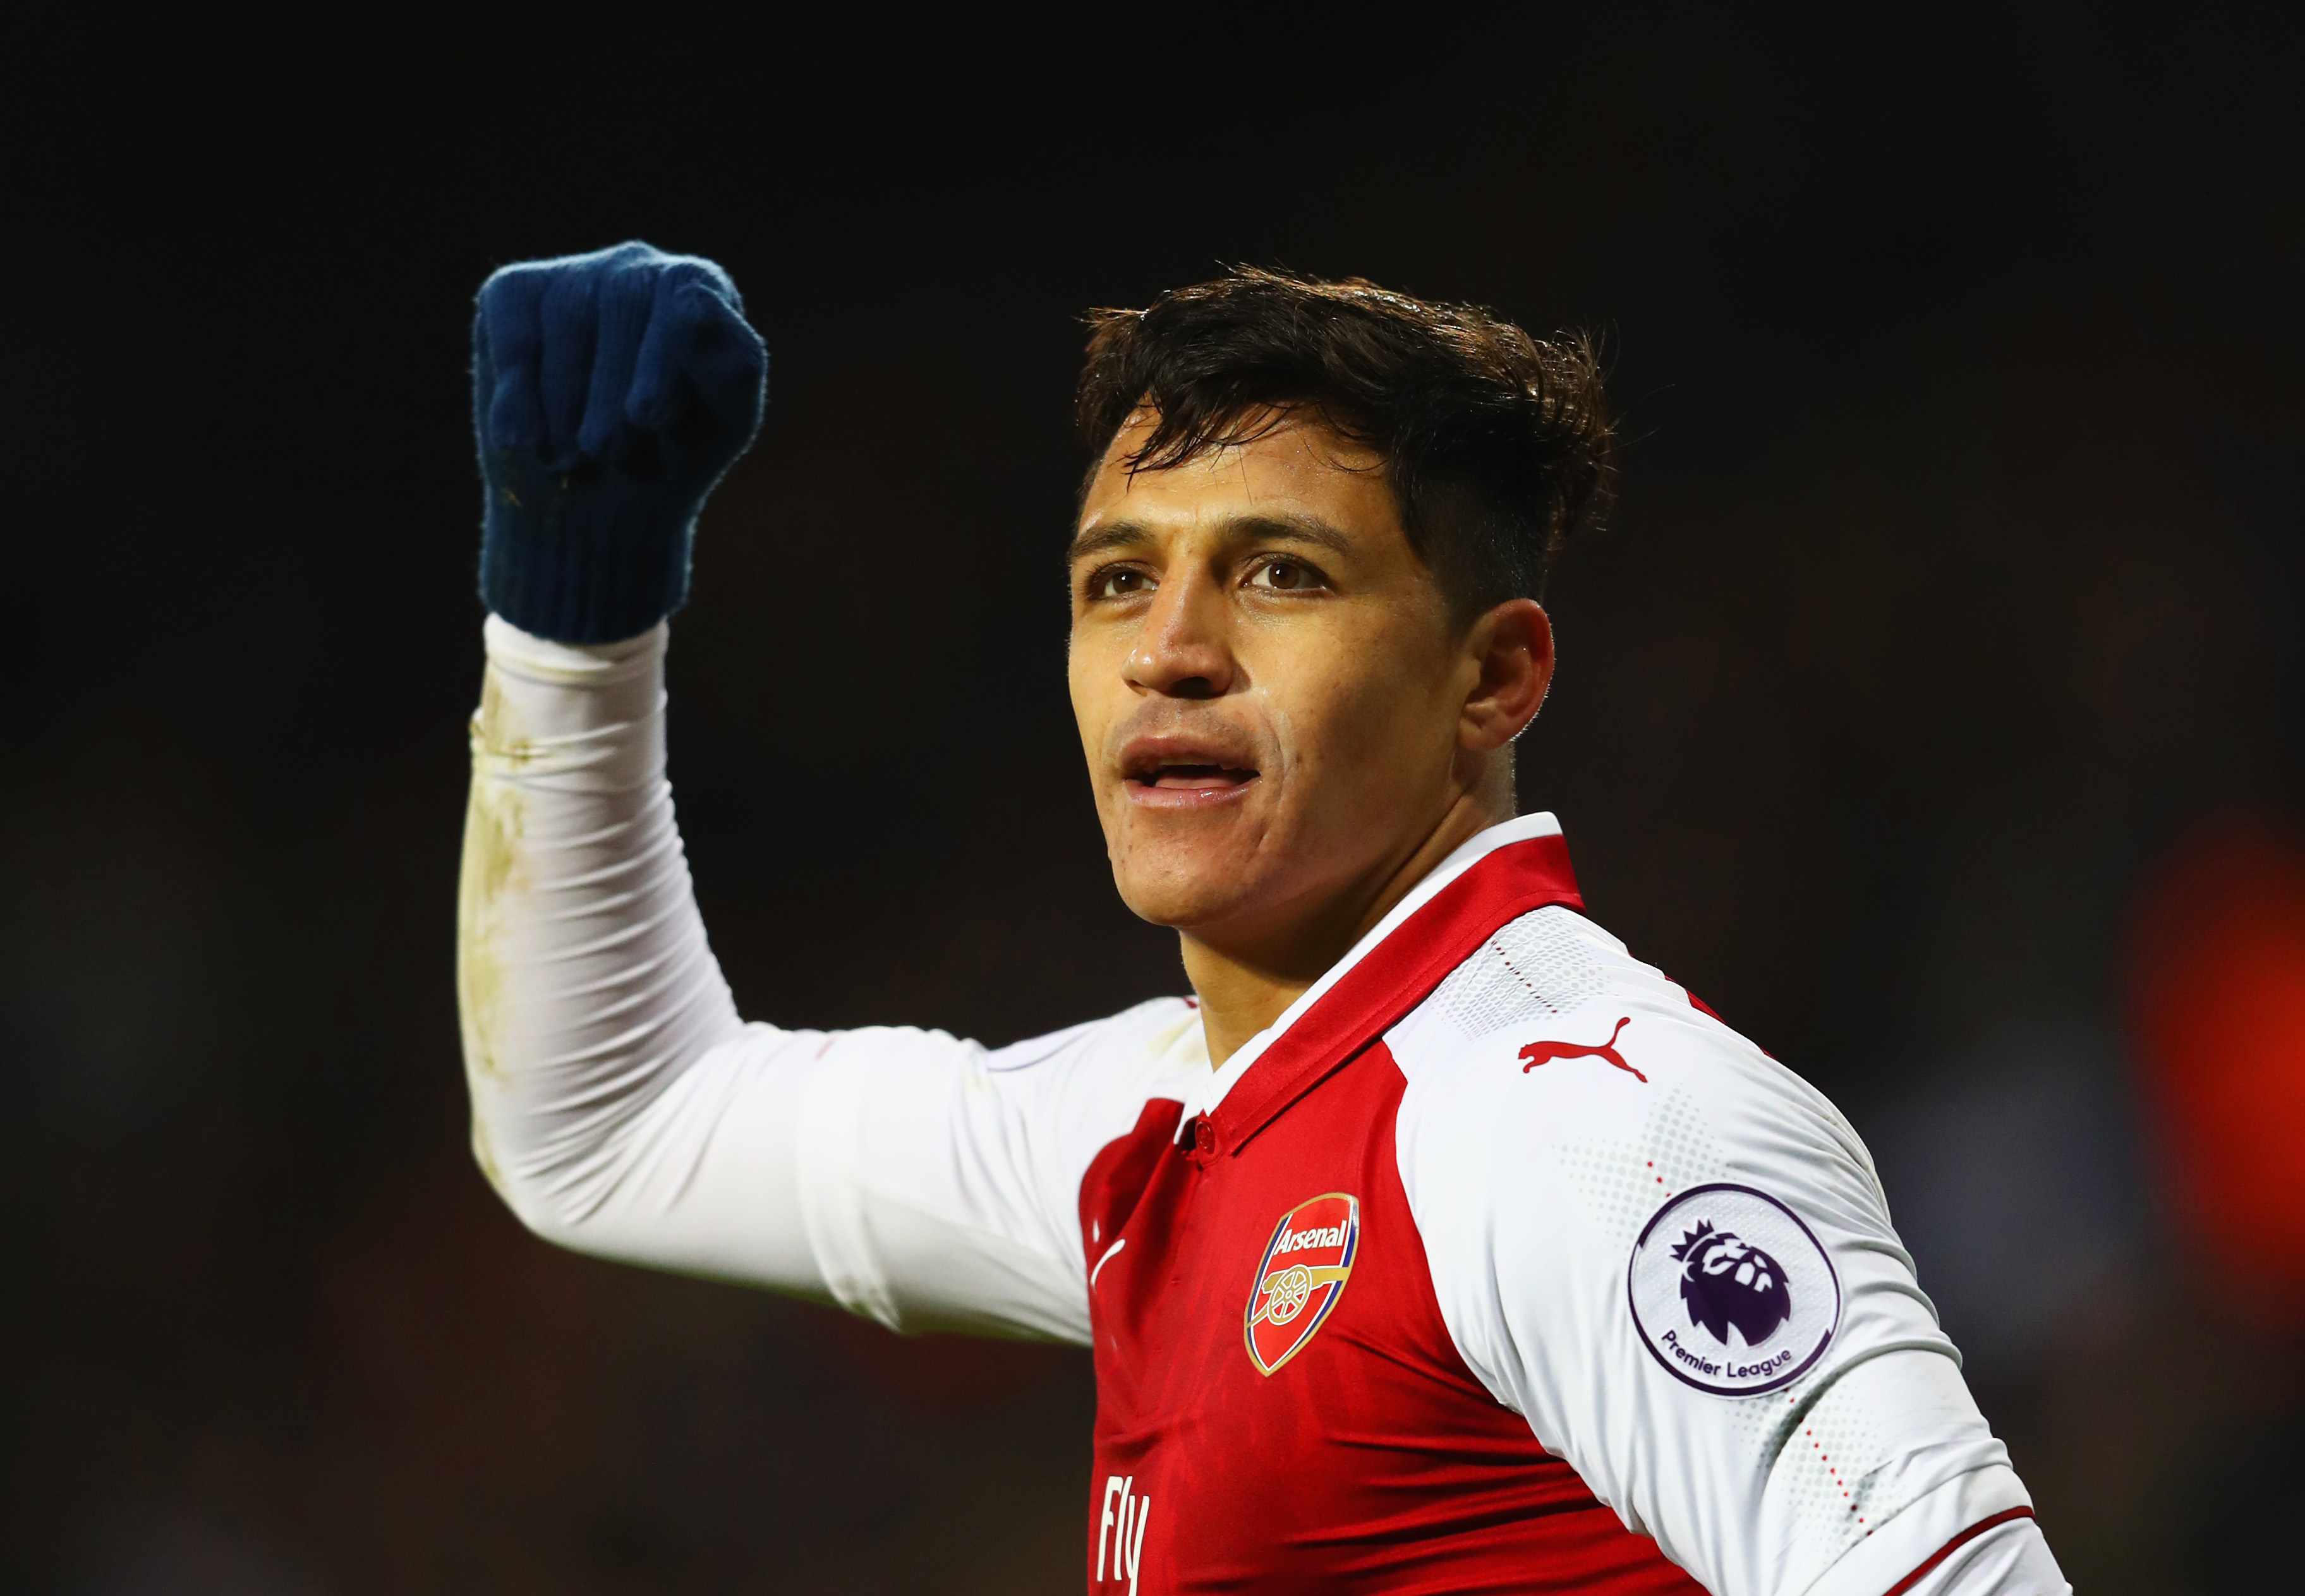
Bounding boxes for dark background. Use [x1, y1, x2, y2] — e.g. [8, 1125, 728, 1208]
[6, 6, 2302, 1592]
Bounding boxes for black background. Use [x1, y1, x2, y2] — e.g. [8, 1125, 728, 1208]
[6, 6, 2301, 1591]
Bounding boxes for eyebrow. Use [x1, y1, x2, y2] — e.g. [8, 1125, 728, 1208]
[1065, 512, 1357, 565]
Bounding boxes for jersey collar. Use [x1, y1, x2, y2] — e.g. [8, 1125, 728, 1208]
[1177, 811, 1584, 1157]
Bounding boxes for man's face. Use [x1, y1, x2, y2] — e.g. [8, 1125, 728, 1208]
[1068, 412, 1482, 952]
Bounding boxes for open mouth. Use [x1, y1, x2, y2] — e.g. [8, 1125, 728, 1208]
[1130, 761, 1259, 792]
[1119, 741, 1262, 802]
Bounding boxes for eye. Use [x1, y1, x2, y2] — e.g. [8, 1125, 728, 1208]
[1088, 565, 1155, 601]
[1247, 557, 1324, 592]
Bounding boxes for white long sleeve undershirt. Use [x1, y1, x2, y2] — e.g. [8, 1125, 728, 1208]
[459, 615, 832, 1290]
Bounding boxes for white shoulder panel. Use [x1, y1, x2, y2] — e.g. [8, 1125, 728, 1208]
[1390, 906, 2062, 1596]
[798, 997, 1208, 1342]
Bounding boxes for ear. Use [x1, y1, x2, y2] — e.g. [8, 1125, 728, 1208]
[1458, 598, 1555, 752]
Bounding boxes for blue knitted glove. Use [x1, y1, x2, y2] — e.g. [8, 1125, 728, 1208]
[473, 242, 768, 643]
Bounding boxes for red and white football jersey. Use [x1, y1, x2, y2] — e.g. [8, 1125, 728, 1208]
[461, 617, 2069, 1596]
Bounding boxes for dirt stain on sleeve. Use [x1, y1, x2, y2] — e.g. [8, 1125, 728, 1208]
[473, 671, 546, 769]
[457, 668, 533, 1086]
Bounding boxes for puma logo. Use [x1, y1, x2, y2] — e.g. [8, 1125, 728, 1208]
[1519, 1016, 1644, 1082]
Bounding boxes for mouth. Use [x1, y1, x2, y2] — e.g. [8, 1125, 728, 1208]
[1120, 737, 1262, 806]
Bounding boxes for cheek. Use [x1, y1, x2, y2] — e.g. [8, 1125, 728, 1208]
[1067, 660, 1097, 761]
[1276, 622, 1448, 775]
[1067, 626, 1121, 772]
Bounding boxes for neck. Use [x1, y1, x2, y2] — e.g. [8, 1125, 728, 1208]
[1181, 789, 1508, 1067]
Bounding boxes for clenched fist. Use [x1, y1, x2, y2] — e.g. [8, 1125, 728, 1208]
[473, 241, 767, 643]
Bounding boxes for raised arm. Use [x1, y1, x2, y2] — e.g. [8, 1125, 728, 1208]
[454, 245, 1197, 1329]
[459, 243, 831, 1288]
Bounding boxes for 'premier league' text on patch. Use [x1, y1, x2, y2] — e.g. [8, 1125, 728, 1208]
[1628, 1183, 1841, 1396]
[1243, 1193, 1360, 1375]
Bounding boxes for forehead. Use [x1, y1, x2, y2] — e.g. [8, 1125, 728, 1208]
[1074, 412, 1400, 546]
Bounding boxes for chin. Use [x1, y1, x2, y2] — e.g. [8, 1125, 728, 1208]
[1108, 845, 1273, 933]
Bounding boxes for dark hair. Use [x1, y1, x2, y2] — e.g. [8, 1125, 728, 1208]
[1074, 267, 1614, 619]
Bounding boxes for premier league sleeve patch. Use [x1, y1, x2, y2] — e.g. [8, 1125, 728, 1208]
[1244, 1193, 1359, 1375]
[1627, 1183, 1840, 1396]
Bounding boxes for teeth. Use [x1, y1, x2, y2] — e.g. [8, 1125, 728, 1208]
[1134, 766, 1252, 782]
[1124, 752, 1255, 783]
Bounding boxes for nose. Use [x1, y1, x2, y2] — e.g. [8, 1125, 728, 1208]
[1125, 571, 1235, 699]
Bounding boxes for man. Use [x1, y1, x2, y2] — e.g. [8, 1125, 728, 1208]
[458, 242, 2067, 1594]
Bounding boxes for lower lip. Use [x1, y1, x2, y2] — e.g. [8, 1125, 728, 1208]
[1125, 775, 1260, 811]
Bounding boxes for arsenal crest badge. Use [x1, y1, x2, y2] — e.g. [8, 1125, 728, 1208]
[1244, 1192, 1360, 1375]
